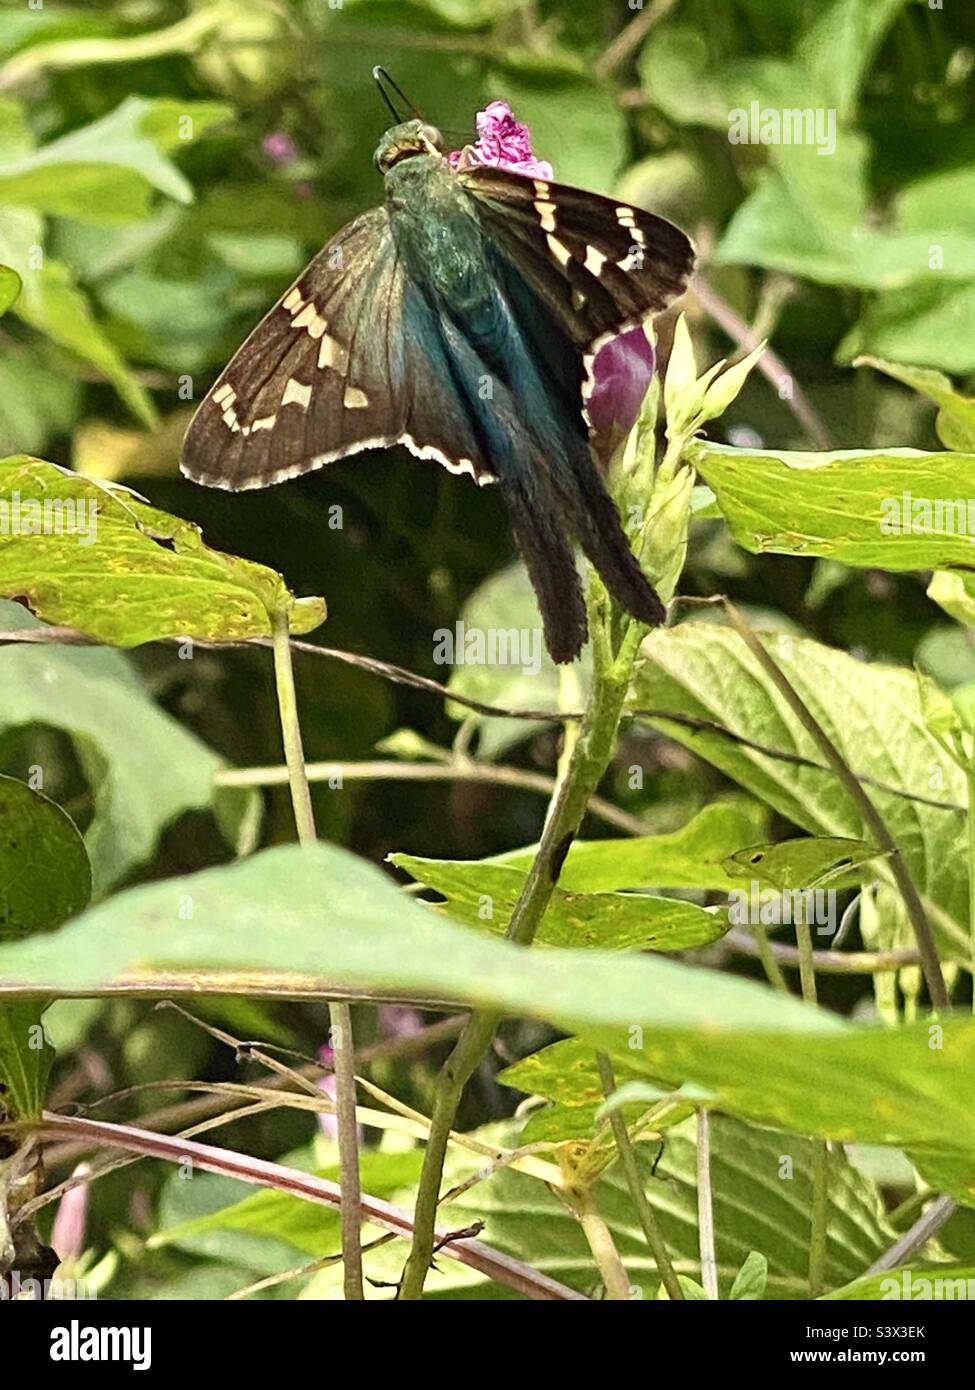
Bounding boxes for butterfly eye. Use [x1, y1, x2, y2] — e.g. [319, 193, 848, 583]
[420, 123, 443, 151]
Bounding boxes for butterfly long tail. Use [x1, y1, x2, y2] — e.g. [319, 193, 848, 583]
[493, 460, 589, 665]
[557, 445, 667, 629]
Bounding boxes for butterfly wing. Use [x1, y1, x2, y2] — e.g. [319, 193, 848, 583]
[444, 166, 694, 650]
[180, 209, 410, 489]
[455, 166, 695, 352]
[456, 166, 694, 433]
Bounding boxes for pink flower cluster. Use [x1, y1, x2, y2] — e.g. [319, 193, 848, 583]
[449, 100, 553, 179]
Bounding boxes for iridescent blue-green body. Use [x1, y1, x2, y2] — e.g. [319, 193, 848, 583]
[182, 116, 695, 662]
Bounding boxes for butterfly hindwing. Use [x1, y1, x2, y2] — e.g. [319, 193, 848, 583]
[180, 209, 407, 489]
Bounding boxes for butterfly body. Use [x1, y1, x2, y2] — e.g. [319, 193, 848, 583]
[181, 115, 695, 662]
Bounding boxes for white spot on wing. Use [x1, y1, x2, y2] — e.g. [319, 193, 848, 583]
[282, 378, 312, 409]
[343, 385, 369, 409]
[546, 233, 571, 267]
[292, 303, 326, 338]
[319, 334, 349, 373]
[535, 199, 557, 232]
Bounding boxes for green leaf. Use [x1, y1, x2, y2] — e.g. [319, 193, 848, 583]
[445, 562, 589, 758]
[630, 624, 969, 956]
[730, 1250, 769, 1300]
[368, 0, 529, 29]
[389, 852, 729, 952]
[0, 264, 20, 316]
[691, 439, 975, 571]
[0, 9, 155, 79]
[444, 1114, 895, 1299]
[0, 340, 80, 457]
[0, 775, 90, 1119]
[585, 1020, 975, 1155]
[0, 456, 326, 644]
[715, 174, 975, 291]
[0, 96, 231, 223]
[839, 280, 975, 375]
[500, 1036, 680, 1107]
[155, 1115, 893, 1300]
[722, 836, 884, 891]
[640, 2, 909, 129]
[0, 775, 91, 941]
[855, 356, 975, 452]
[153, 1149, 425, 1267]
[488, 800, 769, 891]
[13, 261, 156, 427]
[518, 1098, 673, 1145]
[5, 841, 974, 1156]
[0, 601, 252, 892]
[928, 572, 975, 631]
[0, 1004, 53, 1122]
[0, 840, 843, 1041]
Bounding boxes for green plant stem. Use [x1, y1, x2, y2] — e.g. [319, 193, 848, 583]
[596, 1053, 684, 1300]
[270, 608, 363, 1301]
[809, 1141, 829, 1297]
[696, 1110, 718, 1299]
[750, 922, 789, 993]
[568, 1184, 633, 1299]
[398, 592, 642, 1300]
[795, 917, 828, 1296]
[967, 764, 975, 1012]
[722, 600, 949, 1011]
[795, 919, 817, 1007]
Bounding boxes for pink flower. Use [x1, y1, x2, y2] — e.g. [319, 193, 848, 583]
[316, 1045, 363, 1143]
[52, 1165, 90, 1265]
[452, 102, 654, 450]
[263, 131, 297, 165]
[449, 100, 553, 179]
[588, 327, 657, 451]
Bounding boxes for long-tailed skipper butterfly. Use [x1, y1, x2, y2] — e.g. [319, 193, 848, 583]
[180, 70, 695, 663]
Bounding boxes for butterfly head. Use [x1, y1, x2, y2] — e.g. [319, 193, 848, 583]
[374, 120, 444, 173]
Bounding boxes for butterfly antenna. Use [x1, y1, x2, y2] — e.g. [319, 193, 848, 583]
[372, 66, 423, 123]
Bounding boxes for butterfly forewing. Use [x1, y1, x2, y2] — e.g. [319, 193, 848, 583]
[180, 209, 406, 490]
[456, 166, 695, 350]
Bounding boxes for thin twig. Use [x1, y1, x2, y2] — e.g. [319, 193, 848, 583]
[0, 625, 962, 815]
[33, 1113, 586, 1301]
[398, 579, 656, 1298]
[794, 918, 828, 1298]
[694, 279, 832, 449]
[596, 1052, 684, 1300]
[720, 600, 949, 1010]
[865, 1195, 957, 1274]
[697, 1110, 718, 1299]
[215, 758, 649, 834]
[270, 608, 363, 1300]
[596, 0, 678, 77]
[726, 929, 921, 975]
